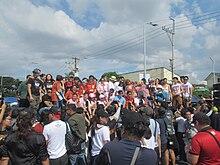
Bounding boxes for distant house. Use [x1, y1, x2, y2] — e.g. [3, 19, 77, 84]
[120, 67, 179, 83]
[205, 72, 220, 88]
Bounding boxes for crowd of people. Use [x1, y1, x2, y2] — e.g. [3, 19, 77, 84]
[0, 68, 219, 165]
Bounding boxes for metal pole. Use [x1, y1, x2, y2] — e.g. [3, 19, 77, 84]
[213, 60, 215, 84]
[162, 18, 175, 80]
[171, 18, 175, 79]
[1, 76, 3, 97]
[143, 25, 146, 79]
[210, 57, 215, 85]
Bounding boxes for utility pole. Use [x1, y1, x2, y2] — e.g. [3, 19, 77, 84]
[162, 18, 175, 79]
[210, 57, 215, 85]
[72, 57, 80, 76]
[0, 76, 3, 98]
[143, 24, 146, 79]
[66, 57, 80, 76]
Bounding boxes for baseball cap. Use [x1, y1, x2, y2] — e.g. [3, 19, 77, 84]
[49, 106, 59, 115]
[82, 78, 88, 83]
[122, 111, 146, 128]
[97, 109, 109, 118]
[99, 94, 105, 99]
[157, 107, 166, 116]
[89, 93, 96, 98]
[33, 68, 41, 74]
[141, 106, 154, 116]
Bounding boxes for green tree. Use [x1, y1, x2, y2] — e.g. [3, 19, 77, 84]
[102, 72, 120, 81]
[0, 76, 20, 97]
[193, 90, 211, 98]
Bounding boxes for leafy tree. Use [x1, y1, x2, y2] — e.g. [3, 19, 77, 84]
[102, 72, 120, 81]
[193, 90, 211, 98]
[0, 76, 20, 97]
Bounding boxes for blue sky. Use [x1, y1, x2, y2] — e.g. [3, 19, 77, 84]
[0, 0, 219, 83]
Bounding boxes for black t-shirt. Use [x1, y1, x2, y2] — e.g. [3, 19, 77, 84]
[156, 118, 168, 145]
[2, 131, 48, 165]
[27, 78, 43, 96]
[44, 81, 54, 90]
[97, 139, 157, 165]
[39, 94, 52, 109]
[210, 113, 220, 131]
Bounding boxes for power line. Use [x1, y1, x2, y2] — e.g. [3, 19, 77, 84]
[82, 8, 220, 55]
[81, 12, 220, 61]
[83, 31, 166, 61]
[83, 27, 162, 59]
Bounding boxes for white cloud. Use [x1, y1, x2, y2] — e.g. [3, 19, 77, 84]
[0, 0, 219, 84]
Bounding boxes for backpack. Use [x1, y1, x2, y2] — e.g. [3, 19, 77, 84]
[65, 122, 82, 154]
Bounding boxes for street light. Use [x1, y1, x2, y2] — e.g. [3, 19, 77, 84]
[210, 57, 215, 85]
[143, 22, 158, 78]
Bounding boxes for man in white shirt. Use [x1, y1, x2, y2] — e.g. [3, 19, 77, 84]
[108, 76, 118, 91]
[182, 76, 193, 107]
[43, 106, 68, 165]
[171, 77, 183, 107]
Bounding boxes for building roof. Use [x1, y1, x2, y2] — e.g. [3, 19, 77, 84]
[205, 72, 220, 81]
[121, 67, 169, 75]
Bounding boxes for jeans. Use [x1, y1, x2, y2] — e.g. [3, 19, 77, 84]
[69, 153, 87, 165]
[29, 95, 40, 111]
[69, 142, 87, 165]
[49, 153, 68, 165]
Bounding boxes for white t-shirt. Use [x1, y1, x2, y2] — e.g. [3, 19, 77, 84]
[134, 97, 140, 106]
[172, 83, 182, 96]
[149, 119, 160, 147]
[182, 82, 193, 98]
[97, 100, 107, 107]
[143, 136, 156, 150]
[176, 116, 186, 133]
[97, 82, 109, 96]
[43, 120, 67, 159]
[88, 125, 110, 156]
[79, 97, 90, 108]
[108, 82, 115, 90]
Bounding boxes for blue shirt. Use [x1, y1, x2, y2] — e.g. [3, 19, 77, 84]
[98, 139, 157, 165]
[114, 96, 126, 105]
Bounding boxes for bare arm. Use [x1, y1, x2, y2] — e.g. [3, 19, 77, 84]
[39, 86, 42, 102]
[28, 83, 34, 102]
[190, 86, 194, 97]
[187, 153, 199, 165]
[44, 101, 53, 107]
[0, 104, 6, 123]
[42, 158, 49, 165]
[1, 157, 9, 165]
[157, 135, 161, 158]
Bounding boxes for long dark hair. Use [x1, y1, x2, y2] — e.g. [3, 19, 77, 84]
[90, 115, 99, 137]
[15, 110, 35, 140]
[46, 74, 54, 82]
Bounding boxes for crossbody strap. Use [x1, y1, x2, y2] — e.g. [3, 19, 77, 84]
[204, 131, 220, 148]
[154, 120, 157, 142]
[65, 122, 70, 134]
[130, 147, 143, 165]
